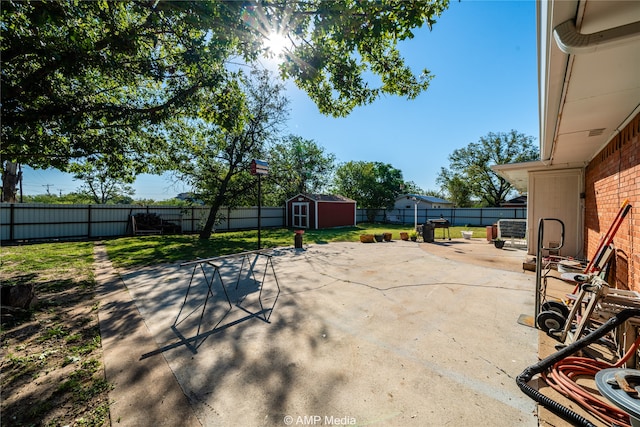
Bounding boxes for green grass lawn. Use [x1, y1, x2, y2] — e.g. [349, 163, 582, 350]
[0, 241, 95, 283]
[0, 223, 486, 271]
[0, 242, 111, 427]
[103, 224, 487, 268]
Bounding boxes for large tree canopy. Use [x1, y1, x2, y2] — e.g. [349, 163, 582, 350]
[68, 157, 135, 205]
[1, 0, 449, 174]
[263, 135, 336, 206]
[437, 130, 538, 207]
[169, 69, 289, 239]
[2, 1, 250, 173]
[333, 161, 403, 222]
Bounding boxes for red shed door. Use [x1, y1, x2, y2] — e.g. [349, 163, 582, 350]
[292, 202, 309, 228]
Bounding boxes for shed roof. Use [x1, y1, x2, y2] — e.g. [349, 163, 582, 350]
[286, 193, 356, 203]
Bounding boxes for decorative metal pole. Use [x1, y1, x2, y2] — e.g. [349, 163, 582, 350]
[251, 159, 269, 250]
[257, 174, 262, 250]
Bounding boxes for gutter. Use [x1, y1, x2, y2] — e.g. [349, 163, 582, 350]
[553, 18, 640, 54]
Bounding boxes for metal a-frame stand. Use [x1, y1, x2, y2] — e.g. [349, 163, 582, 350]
[232, 250, 280, 321]
[173, 249, 280, 348]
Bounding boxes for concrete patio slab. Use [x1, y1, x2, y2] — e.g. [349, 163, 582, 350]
[99, 239, 539, 426]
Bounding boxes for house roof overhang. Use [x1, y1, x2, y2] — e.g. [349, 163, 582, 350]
[493, 158, 588, 194]
[499, 1, 640, 192]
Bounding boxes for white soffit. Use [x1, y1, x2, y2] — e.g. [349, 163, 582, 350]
[581, 1, 640, 34]
[545, 0, 640, 166]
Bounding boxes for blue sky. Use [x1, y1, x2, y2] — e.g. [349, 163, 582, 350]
[21, 0, 538, 200]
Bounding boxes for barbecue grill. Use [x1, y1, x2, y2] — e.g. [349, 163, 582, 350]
[429, 218, 451, 240]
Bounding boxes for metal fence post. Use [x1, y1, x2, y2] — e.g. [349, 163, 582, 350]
[10, 203, 15, 241]
[87, 204, 92, 239]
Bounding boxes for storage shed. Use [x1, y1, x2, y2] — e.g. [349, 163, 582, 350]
[286, 193, 356, 229]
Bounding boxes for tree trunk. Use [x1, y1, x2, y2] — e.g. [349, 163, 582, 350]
[199, 177, 232, 240]
[2, 161, 20, 203]
[366, 208, 378, 223]
[199, 202, 222, 239]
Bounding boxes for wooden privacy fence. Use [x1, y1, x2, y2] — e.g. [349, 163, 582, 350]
[1, 203, 526, 243]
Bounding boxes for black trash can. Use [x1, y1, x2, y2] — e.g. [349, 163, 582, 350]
[423, 222, 434, 243]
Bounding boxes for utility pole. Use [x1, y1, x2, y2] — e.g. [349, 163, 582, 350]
[42, 184, 53, 195]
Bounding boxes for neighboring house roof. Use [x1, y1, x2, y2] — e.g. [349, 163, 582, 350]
[286, 193, 356, 203]
[399, 194, 452, 204]
[175, 192, 204, 205]
[493, 1, 640, 191]
[501, 195, 527, 206]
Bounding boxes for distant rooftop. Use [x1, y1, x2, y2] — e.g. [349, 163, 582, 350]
[401, 194, 452, 204]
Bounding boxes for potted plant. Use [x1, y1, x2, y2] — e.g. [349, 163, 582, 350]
[461, 230, 473, 240]
[493, 238, 505, 249]
[383, 232, 392, 242]
[400, 232, 409, 241]
[409, 230, 418, 242]
[360, 234, 375, 243]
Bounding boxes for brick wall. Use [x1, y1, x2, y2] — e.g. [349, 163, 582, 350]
[585, 113, 639, 290]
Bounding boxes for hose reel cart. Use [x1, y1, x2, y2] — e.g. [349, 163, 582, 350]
[530, 200, 633, 340]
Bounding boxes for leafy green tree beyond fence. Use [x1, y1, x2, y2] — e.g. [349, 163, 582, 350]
[438, 130, 538, 207]
[333, 161, 404, 222]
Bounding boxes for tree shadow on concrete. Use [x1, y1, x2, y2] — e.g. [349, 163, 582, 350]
[120, 247, 349, 426]
[138, 251, 282, 354]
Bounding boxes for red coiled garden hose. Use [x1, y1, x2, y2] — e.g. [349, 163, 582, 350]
[542, 335, 640, 427]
